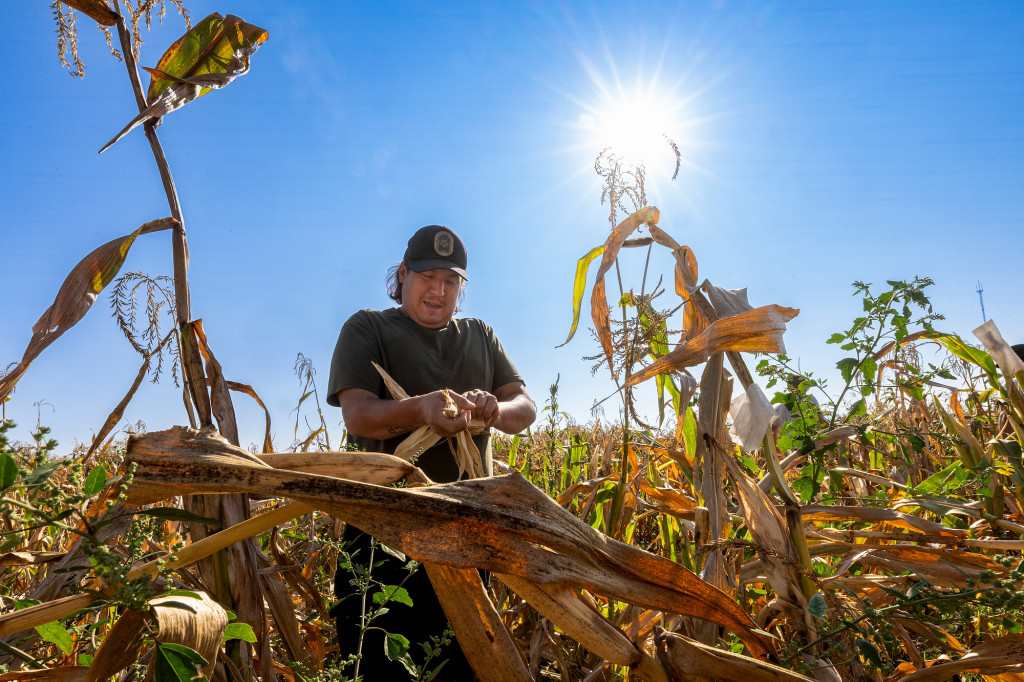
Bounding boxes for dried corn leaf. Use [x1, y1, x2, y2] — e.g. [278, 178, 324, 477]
[893, 618, 966, 654]
[426, 563, 532, 682]
[723, 455, 804, 607]
[655, 628, 813, 681]
[0, 218, 177, 401]
[0, 552, 63, 569]
[974, 320, 1024, 382]
[100, 14, 268, 152]
[621, 608, 662, 643]
[678, 253, 708, 338]
[842, 544, 1009, 588]
[932, 396, 987, 468]
[555, 473, 615, 508]
[257, 550, 316, 667]
[647, 224, 681, 252]
[591, 206, 661, 360]
[703, 282, 754, 319]
[626, 305, 799, 388]
[638, 478, 696, 515]
[123, 426, 773, 657]
[86, 330, 175, 460]
[0, 669, 89, 681]
[88, 608, 147, 682]
[227, 380, 273, 453]
[901, 634, 1024, 681]
[648, 225, 707, 338]
[498, 574, 667, 681]
[871, 329, 949, 363]
[191, 319, 239, 445]
[372, 360, 410, 400]
[800, 505, 965, 537]
[148, 591, 228, 679]
[257, 451, 431, 486]
[58, 0, 117, 25]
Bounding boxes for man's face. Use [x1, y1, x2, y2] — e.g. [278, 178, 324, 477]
[398, 263, 463, 329]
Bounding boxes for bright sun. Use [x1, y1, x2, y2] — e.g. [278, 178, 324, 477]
[578, 80, 687, 174]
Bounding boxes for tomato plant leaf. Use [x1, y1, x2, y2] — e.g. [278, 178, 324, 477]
[35, 620, 73, 654]
[855, 637, 885, 669]
[385, 632, 410, 660]
[155, 642, 208, 682]
[83, 465, 108, 497]
[222, 622, 257, 643]
[373, 585, 413, 608]
[23, 461, 63, 488]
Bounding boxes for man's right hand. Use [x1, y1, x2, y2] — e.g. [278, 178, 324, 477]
[419, 389, 474, 437]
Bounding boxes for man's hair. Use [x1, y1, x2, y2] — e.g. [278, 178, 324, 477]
[385, 263, 404, 304]
[386, 262, 465, 307]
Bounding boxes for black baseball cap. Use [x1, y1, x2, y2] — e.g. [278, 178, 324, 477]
[403, 225, 468, 280]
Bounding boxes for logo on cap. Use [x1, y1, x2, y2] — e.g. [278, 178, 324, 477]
[434, 230, 455, 257]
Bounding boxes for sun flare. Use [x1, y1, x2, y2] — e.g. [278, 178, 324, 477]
[578, 79, 688, 177]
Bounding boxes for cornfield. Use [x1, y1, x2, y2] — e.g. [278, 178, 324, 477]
[1, 3, 1022, 681]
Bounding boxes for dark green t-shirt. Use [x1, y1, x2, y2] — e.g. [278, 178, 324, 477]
[326, 308, 523, 482]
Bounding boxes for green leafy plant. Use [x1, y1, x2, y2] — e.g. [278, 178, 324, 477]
[333, 537, 451, 681]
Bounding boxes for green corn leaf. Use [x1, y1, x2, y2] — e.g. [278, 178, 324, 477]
[558, 245, 605, 347]
[101, 14, 269, 153]
[682, 406, 697, 463]
[912, 461, 967, 495]
[0, 453, 17, 492]
[655, 373, 668, 425]
[147, 13, 269, 101]
[937, 335, 999, 383]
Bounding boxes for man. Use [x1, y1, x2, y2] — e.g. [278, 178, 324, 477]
[326, 225, 535, 680]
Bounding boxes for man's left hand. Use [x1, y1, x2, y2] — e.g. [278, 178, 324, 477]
[462, 389, 500, 426]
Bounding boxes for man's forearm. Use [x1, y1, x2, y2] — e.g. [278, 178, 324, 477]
[491, 393, 536, 434]
[341, 392, 425, 440]
[339, 388, 475, 440]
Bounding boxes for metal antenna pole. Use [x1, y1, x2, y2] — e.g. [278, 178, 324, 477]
[977, 281, 986, 323]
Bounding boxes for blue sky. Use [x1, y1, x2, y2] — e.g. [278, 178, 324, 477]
[2, 1, 1022, 451]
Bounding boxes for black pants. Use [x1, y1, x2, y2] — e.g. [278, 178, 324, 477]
[334, 527, 477, 681]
